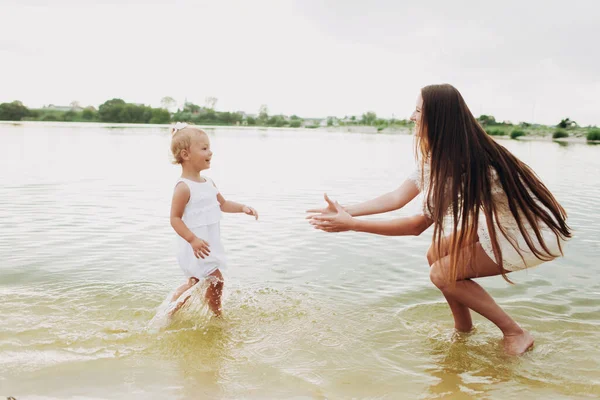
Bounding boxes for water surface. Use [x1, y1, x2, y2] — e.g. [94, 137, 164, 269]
[1, 123, 598, 399]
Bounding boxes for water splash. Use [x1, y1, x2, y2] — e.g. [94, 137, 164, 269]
[148, 279, 214, 333]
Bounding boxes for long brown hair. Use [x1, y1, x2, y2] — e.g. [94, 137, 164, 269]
[417, 84, 571, 282]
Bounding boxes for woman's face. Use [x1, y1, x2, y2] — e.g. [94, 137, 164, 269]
[410, 91, 423, 135]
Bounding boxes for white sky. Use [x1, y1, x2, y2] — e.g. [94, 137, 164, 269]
[1, 0, 598, 125]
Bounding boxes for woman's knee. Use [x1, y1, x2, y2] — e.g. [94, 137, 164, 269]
[426, 245, 436, 266]
[429, 262, 449, 290]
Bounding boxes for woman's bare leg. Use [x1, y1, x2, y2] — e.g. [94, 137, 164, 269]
[427, 237, 473, 333]
[429, 243, 534, 355]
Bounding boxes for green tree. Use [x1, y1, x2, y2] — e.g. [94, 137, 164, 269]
[183, 102, 201, 114]
[587, 128, 600, 141]
[160, 96, 177, 111]
[258, 104, 269, 125]
[98, 98, 127, 122]
[361, 111, 377, 126]
[232, 112, 244, 124]
[172, 110, 193, 122]
[0, 101, 30, 121]
[82, 107, 97, 121]
[63, 110, 77, 121]
[150, 108, 171, 124]
[552, 129, 568, 139]
[477, 115, 496, 126]
[267, 115, 287, 127]
[558, 118, 577, 129]
[205, 97, 218, 110]
[200, 109, 217, 123]
[510, 129, 525, 139]
[42, 113, 59, 121]
[118, 103, 151, 123]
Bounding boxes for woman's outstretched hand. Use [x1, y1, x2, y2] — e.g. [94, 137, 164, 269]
[307, 193, 355, 232]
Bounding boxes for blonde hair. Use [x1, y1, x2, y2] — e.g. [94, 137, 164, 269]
[170, 124, 207, 164]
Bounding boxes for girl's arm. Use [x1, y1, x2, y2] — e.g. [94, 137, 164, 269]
[345, 178, 420, 217]
[170, 183, 195, 242]
[171, 182, 211, 258]
[216, 191, 259, 219]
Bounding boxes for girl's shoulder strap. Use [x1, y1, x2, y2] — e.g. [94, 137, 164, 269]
[175, 177, 191, 190]
[202, 176, 218, 189]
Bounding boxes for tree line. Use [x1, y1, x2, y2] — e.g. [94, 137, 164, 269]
[0, 98, 411, 129]
[1, 99, 597, 141]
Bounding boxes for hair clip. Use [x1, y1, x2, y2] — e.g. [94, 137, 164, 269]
[172, 122, 188, 134]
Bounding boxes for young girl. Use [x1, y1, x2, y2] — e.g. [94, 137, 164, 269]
[307, 84, 571, 355]
[169, 122, 258, 317]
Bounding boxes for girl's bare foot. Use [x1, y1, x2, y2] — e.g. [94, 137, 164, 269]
[168, 278, 199, 317]
[167, 292, 193, 318]
[503, 330, 534, 355]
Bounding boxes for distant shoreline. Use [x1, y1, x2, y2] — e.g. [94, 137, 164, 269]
[1, 120, 599, 145]
[0, 120, 407, 134]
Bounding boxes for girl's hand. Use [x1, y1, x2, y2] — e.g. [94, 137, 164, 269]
[243, 205, 259, 220]
[190, 237, 210, 259]
[308, 194, 355, 232]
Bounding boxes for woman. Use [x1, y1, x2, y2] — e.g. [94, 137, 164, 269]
[307, 84, 571, 355]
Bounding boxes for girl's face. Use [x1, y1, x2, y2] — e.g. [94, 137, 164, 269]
[184, 133, 213, 171]
[410, 91, 423, 136]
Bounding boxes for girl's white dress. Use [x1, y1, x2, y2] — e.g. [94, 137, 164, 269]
[409, 163, 566, 271]
[176, 177, 226, 278]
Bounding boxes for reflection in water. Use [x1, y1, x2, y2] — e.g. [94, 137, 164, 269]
[554, 140, 570, 148]
[424, 331, 516, 399]
[162, 323, 231, 398]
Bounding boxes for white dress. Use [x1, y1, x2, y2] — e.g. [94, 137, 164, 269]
[176, 177, 227, 279]
[408, 163, 566, 271]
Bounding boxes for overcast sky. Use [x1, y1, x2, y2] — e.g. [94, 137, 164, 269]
[1, 0, 598, 125]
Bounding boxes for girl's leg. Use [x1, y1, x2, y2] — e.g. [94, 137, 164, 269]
[171, 277, 200, 302]
[205, 269, 224, 317]
[427, 237, 473, 333]
[168, 277, 200, 316]
[429, 243, 533, 355]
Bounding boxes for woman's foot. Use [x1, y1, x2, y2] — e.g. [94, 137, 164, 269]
[503, 330, 534, 355]
[452, 325, 476, 339]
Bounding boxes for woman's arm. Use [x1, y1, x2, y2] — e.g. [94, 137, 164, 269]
[345, 178, 420, 217]
[309, 197, 432, 236]
[307, 178, 420, 219]
[351, 214, 432, 236]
